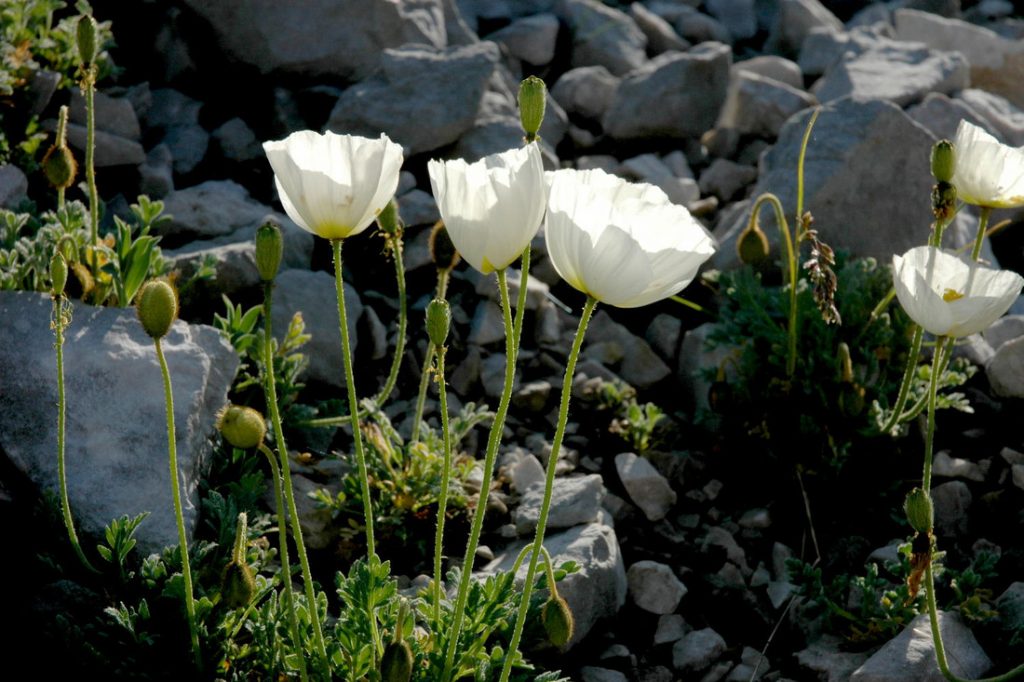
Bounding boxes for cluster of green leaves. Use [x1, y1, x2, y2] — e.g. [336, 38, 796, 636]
[312, 399, 494, 558]
[0, 196, 169, 305]
[706, 256, 923, 471]
[1, 0, 114, 165]
[594, 379, 668, 454]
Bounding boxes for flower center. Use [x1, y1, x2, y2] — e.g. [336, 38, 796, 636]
[942, 288, 965, 302]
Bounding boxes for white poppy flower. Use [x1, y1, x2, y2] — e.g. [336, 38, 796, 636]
[428, 143, 547, 274]
[263, 130, 403, 240]
[892, 246, 1023, 338]
[545, 168, 716, 308]
[952, 120, 1024, 209]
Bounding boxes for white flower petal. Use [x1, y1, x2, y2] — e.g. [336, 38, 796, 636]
[952, 120, 1024, 209]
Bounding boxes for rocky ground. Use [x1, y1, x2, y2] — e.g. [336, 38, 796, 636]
[2, 0, 1024, 680]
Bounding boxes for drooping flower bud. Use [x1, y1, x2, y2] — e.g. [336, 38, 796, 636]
[376, 198, 402, 237]
[254, 222, 284, 282]
[76, 14, 99, 66]
[221, 512, 256, 609]
[541, 595, 574, 647]
[429, 220, 460, 271]
[217, 404, 267, 450]
[904, 487, 933, 534]
[136, 279, 178, 339]
[736, 220, 770, 265]
[518, 76, 547, 142]
[42, 106, 77, 191]
[379, 639, 414, 682]
[50, 253, 68, 296]
[426, 298, 451, 348]
[931, 140, 955, 184]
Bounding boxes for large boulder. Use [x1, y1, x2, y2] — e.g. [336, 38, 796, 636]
[0, 292, 238, 555]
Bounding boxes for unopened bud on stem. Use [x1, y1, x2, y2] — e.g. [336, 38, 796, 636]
[377, 198, 402, 237]
[217, 404, 267, 450]
[426, 298, 451, 347]
[255, 222, 284, 282]
[76, 14, 98, 66]
[931, 140, 955, 183]
[50, 253, 68, 296]
[904, 487, 933, 534]
[136, 280, 178, 339]
[518, 76, 547, 142]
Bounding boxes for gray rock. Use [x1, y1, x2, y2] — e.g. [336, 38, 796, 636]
[677, 322, 730, 412]
[484, 515, 627, 648]
[580, 668, 627, 682]
[768, 0, 843, 56]
[620, 154, 700, 206]
[290, 473, 341, 549]
[646, 314, 682, 362]
[736, 647, 770, 681]
[396, 188, 440, 228]
[797, 25, 863, 78]
[628, 560, 687, 614]
[987, 335, 1024, 398]
[996, 582, 1024, 631]
[363, 305, 388, 360]
[767, 580, 796, 609]
[615, 452, 677, 521]
[707, 0, 757, 40]
[716, 72, 817, 139]
[907, 93, 996, 142]
[586, 311, 671, 389]
[161, 180, 272, 239]
[472, 266, 550, 311]
[327, 42, 503, 156]
[512, 380, 552, 413]
[983, 315, 1024, 351]
[671, 6, 733, 45]
[556, 0, 647, 76]
[702, 526, 750, 573]
[0, 291, 238, 555]
[850, 612, 992, 681]
[180, 0, 447, 81]
[733, 55, 804, 90]
[673, 627, 727, 673]
[270, 269, 362, 389]
[450, 345, 482, 396]
[931, 480, 972, 537]
[654, 613, 689, 644]
[0, 164, 28, 208]
[513, 474, 604, 534]
[739, 507, 771, 529]
[162, 123, 210, 175]
[604, 43, 732, 141]
[212, 117, 262, 162]
[713, 99, 978, 270]
[813, 39, 970, 107]
[61, 122, 145, 167]
[1014, 464, 1024, 491]
[481, 351, 517, 399]
[894, 9, 1024, 110]
[145, 88, 201, 131]
[629, 2, 690, 55]
[796, 635, 872, 682]
[468, 300, 505, 346]
[508, 451, 546, 493]
[552, 66, 621, 122]
[932, 450, 986, 482]
[139, 144, 174, 198]
[488, 13, 559, 66]
[69, 90, 141, 140]
[698, 159, 758, 201]
[27, 69, 60, 117]
[957, 89, 1024, 147]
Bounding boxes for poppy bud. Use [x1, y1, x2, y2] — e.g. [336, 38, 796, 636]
[217, 404, 267, 450]
[379, 640, 414, 682]
[377, 198, 402, 236]
[429, 220, 460, 271]
[76, 14, 98, 66]
[221, 558, 256, 609]
[904, 487, 933, 534]
[541, 595, 574, 647]
[931, 140, 955, 184]
[255, 222, 284, 282]
[426, 298, 451, 348]
[518, 76, 547, 142]
[736, 221, 770, 265]
[42, 107, 77, 191]
[50, 253, 68, 296]
[136, 280, 178, 339]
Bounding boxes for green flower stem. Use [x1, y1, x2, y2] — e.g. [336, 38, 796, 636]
[297, 234, 408, 429]
[83, 66, 99, 282]
[154, 338, 201, 670]
[970, 207, 992, 262]
[441, 265, 523, 682]
[53, 296, 98, 574]
[879, 324, 924, 434]
[922, 337, 945, 493]
[897, 340, 955, 424]
[432, 343, 453, 623]
[749, 193, 798, 377]
[499, 296, 597, 682]
[258, 443, 308, 682]
[411, 343, 434, 444]
[331, 238, 375, 556]
[262, 281, 330, 678]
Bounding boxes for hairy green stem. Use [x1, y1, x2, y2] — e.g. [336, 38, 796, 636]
[155, 339, 201, 670]
[432, 343, 453, 623]
[332, 239, 376, 558]
[411, 343, 434, 443]
[499, 296, 597, 682]
[258, 444, 308, 682]
[441, 265, 523, 682]
[83, 67, 99, 283]
[54, 296, 97, 573]
[262, 281, 329, 677]
[970, 207, 992, 262]
[749, 193, 798, 377]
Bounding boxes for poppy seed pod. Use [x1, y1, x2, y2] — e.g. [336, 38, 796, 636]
[379, 640, 414, 682]
[217, 404, 267, 450]
[429, 221, 460, 271]
[931, 140, 955, 184]
[76, 14, 98, 65]
[50, 253, 68, 296]
[426, 298, 451, 347]
[254, 222, 284, 282]
[736, 221, 770, 265]
[904, 487, 933, 534]
[541, 595, 575, 648]
[518, 76, 547, 141]
[136, 280, 178, 339]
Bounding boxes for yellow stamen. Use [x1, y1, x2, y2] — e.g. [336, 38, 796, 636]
[942, 288, 964, 302]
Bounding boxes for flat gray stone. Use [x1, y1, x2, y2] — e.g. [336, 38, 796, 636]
[996, 582, 1024, 631]
[628, 560, 687, 614]
[932, 450, 985, 482]
[733, 56, 804, 90]
[654, 614, 689, 645]
[0, 291, 238, 555]
[673, 627, 727, 673]
[986, 335, 1024, 398]
[488, 13, 559, 66]
[767, 0, 843, 57]
[931, 481, 971, 538]
[0, 164, 28, 208]
[629, 2, 689, 55]
[468, 300, 505, 346]
[706, 0, 756, 40]
[957, 89, 1024, 147]
[907, 92, 996, 142]
[796, 635, 871, 682]
[551, 66, 621, 122]
[698, 158, 758, 201]
[62, 122, 145, 167]
[580, 667, 627, 682]
[604, 43, 732, 141]
[586, 311, 670, 389]
[615, 452, 677, 521]
[556, 0, 647, 76]
[716, 71, 818, 138]
[160, 180, 273, 239]
[212, 117, 263, 162]
[69, 90, 141, 140]
[982, 315, 1024, 351]
[513, 474, 604, 534]
[850, 612, 992, 681]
